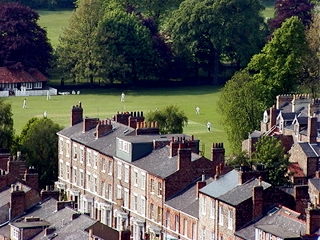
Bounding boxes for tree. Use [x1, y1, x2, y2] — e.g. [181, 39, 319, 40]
[248, 16, 309, 106]
[96, 7, 157, 84]
[218, 70, 266, 152]
[270, 0, 314, 31]
[0, 99, 14, 151]
[301, 13, 320, 98]
[165, 0, 266, 84]
[226, 151, 253, 168]
[146, 105, 188, 134]
[19, 117, 62, 189]
[0, 2, 52, 73]
[253, 136, 291, 186]
[56, 0, 105, 87]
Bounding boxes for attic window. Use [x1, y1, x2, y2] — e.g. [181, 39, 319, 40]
[267, 207, 279, 216]
[119, 139, 130, 153]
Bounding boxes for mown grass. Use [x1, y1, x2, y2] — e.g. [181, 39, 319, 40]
[3, 85, 230, 158]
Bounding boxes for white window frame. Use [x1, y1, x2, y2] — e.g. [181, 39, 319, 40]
[80, 169, 84, 187]
[107, 184, 112, 200]
[117, 162, 122, 180]
[101, 181, 106, 197]
[183, 219, 187, 236]
[134, 169, 138, 187]
[33, 82, 42, 89]
[119, 139, 130, 153]
[133, 193, 138, 212]
[59, 159, 63, 178]
[93, 152, 98, 169]
[219, 205, 223, 226]
[72, 166, 77, 185]
[141, 196, 146, 216]
[80, 147, 84, 163]
[124, 165, 129, 183]
[87, 150, 91, 166]
[59, 137, 63, 155]
[72, 144, 77, 160]
[227, 209, 233, 230]
[141, 172, 146, 190]
[101, 158, 106, 172]
[93, 175, 98, 193]
[66, 162, 70, 181]
[108, 160, 113, 175]
[201, 196, 206, 215]
[86, 172, 91, 191]
[66, 140, 70, 158]
[117, 185, 122, 199]
[124, 188, 129, 208]
[210, 200, 215, 219]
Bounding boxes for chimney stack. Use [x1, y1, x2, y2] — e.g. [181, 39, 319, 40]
[211, 143, 225, 166]
[269, 105, 277, 129]
[83, 118, 99, 132]
[24, 167, 39, 189]
[177, 144, 191, 170]
[252, 179, 263, 220]
[307, 115, 317, 144]
[11, 184, 26, 219]
[95, 119, 113, 139]
[196, 175, 206, 198]
[306, 207, 320, 235]
[71, 102, 83, 126]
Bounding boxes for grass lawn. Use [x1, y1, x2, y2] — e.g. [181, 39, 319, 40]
[3, 85, 230, 158]
[37, 10, 73, 48]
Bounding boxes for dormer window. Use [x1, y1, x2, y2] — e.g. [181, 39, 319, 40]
[263, 111, 268, 123]
[294, 123, 299, 136]
[279, 119, 284, 133]
[119, 139, 130, 153]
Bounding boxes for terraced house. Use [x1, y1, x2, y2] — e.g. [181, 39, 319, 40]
[56, 102, 225, 240]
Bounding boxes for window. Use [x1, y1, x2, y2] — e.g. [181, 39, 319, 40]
[218, 235, 223, 240]
[117, 185, 122, 199]
[133, 194, 138, 211]
[93, 153, 98, 168]
[157, 207, 162, 223]
[201, 196, 206, 215]
[134, 170, 138, 186]
[66, 164, 70, 180]
[59, 160, 63, 178]
[72, 167, 77, 184]
[22, 82, 32, 89]
[66, 141, 70, 157]
[166, 211, 170, 228]
[175, 215, 179, 232]
[150, 203, 154, 219]
[119, 139, 130, 153]
[87, 150, 91, 166]
[117, 162, 122, 179]
[124, 189, 129, 208]
[101, 181, 106, 197]
[141, 197, 146, 216]
[227, 209, 233, 230]
[80, 170, 84, 187]
[192, 223, 196, 240]
[94, 176, 98, 193]
[80, 148, 84, 162]
[210, 200, 215, 219]
[12, 227, 19, 239]
[107, 184, 112, 200]
[201, 227, 206, 240]
[256, 229, 262, 240]
[210, 232, 215, 240]
[219, 205, 223, 226]
[141, 173, 146, 190]
[108, 160, 113, 175]
[72, 144, 77, 159]
[124, 165, 129, 183]
[86, 173, 91, 191]
[150, 179, 155, 193]
[102, 158, 106, 172]
[183, 219, 187, 236]
[33, 82, 42, 89]
[59, 138, 63, 154]
[158, 182, 162, 196]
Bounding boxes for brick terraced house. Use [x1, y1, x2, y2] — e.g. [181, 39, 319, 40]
[56, 102, 226, 240]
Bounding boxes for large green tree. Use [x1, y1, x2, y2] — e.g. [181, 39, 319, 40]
[0, 2, 52, 73]
[248, 16, 309, 106]
[56, 0, 104, 87]
[97, 7, 157, 84]
[218, 70, 266, 152]
[0, 99, 14, 151]
[253, 136, 291, 186]
[19, 117, 62, 189]
[166, 0, 266, 84]
[146, 105, 188, 134]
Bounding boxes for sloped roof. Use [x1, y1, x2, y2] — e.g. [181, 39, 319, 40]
[298, 142, 320, 158]
[235, 205, 306, 239]
[288, 163, 305, 178]
[165, 177, 214, 218]
[309, 178, 320, 191]
[0, 67, 48, 83]
[57, 120, 135, 157]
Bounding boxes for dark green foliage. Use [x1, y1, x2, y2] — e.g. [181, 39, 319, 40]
[19, 118, 62, 189]
[253, 136, 291, 186]
[146, 105, 188, 134]
[226, 151, 252, 168]
[0, 2, 52, 73]
[0, 99, 14, 151]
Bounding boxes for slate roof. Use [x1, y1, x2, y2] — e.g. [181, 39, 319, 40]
[298, 142, 320, 158]
[199, 170, 240, 198]
[309, 178, 320, 191]
[0, 182, 31, 208]
[0, 67, 48, 83]
[131, 145, 202, 179]
[57, 120, 135, 157]
[235, 205, 306, 240]
[165, 177, 214, 218]
[200, 170, 271, 206]
[249, 130, 263, 138]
